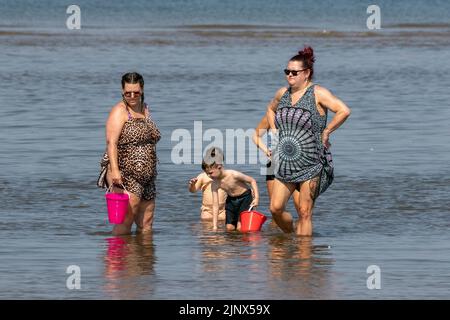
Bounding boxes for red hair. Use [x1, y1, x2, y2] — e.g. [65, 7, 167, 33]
[290, 46, 315, 80]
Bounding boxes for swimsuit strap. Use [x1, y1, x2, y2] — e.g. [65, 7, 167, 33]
[123, 100, 133, 120]
[125, 103, 149, 120]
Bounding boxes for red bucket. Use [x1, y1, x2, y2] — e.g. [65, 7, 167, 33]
[240, 208, 267, 232]
[105, 186, 130, 224]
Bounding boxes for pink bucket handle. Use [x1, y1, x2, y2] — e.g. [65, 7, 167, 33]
[106, 183, 130, 199]
[248, 206, 254, 211]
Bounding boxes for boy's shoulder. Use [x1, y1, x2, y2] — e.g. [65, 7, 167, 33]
[223, 169, 243, 178]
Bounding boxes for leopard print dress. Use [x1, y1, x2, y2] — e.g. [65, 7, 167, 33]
[97, 103, 161, 200]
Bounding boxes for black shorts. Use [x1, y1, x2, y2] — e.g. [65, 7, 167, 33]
[225, 189, 253, 226]
[266, 160, 275, 181]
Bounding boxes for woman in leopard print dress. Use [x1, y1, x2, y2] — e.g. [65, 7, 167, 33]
[97, 72, 161, 235]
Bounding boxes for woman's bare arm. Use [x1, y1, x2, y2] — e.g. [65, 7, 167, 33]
[105, 103, 127, 185]
[252, 115, 270, 157]
[315, 85, 351, 148]
[266, 87, 288, 130]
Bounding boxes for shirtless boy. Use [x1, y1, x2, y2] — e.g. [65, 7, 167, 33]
[201, 147, 259, 231]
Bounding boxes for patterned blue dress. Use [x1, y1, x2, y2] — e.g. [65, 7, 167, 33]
[273, 85, 333, 199]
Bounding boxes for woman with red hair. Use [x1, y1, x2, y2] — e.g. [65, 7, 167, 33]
[266, 46, 351, 236]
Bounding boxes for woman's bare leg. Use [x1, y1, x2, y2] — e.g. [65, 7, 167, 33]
[295, 180, 316, 236]
[269, 179, 296, 233]
[135, 199, 155, 233]
[266, 180, 274, 200]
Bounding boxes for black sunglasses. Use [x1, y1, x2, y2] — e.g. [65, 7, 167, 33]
[284, 68, 307, 76]
[123, 91, 142, 98]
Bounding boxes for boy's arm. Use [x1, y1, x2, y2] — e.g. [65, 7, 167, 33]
[234, 172, 259, 208]
[188, 173, 204, 193]
[211, 181, 220, 230]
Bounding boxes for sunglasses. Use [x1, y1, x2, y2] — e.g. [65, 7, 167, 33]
[284, 68, 307, 76]
[123, 91, 142, 98]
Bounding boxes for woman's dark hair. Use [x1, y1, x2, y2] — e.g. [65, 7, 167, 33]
[290, 46, 315, 80]
[121, 72, 144, 89]
[121, 72, 145, 106]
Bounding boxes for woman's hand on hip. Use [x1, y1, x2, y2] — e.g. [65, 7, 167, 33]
[321, 130, 331, 149]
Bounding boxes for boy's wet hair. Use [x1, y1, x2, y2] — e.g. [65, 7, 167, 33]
[202, 147, 224, 171]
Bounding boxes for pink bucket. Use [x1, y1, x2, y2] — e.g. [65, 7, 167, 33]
[105, 191, 129, 224]
[105, 237, 128, 274]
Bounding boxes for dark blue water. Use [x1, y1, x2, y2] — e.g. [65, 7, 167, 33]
[1, 0, 450, 29]
[0, 0, 449, 299]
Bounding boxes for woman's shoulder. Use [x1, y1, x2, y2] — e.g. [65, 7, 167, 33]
[275, 87, 289, 99]
[312, 84, 330, 95]
[143, 102, 153, 118]
[312, 84, 334, 102]
[108, 102, 128, 121]
[110, 101, 128, 113]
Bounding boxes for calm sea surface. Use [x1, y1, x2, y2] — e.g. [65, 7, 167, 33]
[0, 0, 449, 299]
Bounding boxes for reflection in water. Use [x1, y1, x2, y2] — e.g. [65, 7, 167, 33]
[239, 232, 266, 277]
[197, 220, 231, 273]
[103, 233, 156, 299]
[193, 220, 335, 298]
[267, 235, 335, 299]
[196, 221, 272, 289]
[240, 232, 264, 261]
